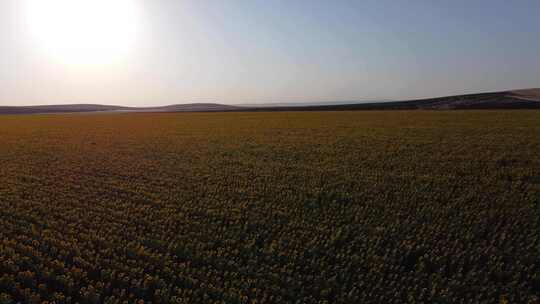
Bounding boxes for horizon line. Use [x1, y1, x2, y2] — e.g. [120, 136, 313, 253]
[1, 86, 538, 108]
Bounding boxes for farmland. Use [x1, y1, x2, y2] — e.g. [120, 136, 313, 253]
[0, 111, 539, 303]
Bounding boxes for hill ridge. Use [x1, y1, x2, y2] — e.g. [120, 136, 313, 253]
[1, 88, 539, 114]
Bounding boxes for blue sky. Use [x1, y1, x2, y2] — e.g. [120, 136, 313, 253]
[0, 0, 539, 106]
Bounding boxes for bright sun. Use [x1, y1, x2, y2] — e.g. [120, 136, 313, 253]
[24, 0, 141, 65]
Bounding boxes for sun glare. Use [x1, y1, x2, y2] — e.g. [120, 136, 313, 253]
[24, 0, 140, 65]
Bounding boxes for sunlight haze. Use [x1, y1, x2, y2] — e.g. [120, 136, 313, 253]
[0, 0, 539, 106]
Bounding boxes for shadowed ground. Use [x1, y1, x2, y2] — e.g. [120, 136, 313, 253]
[0, 111, 539, 303]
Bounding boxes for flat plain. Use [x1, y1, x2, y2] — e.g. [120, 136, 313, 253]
[0, 111, 539, 303]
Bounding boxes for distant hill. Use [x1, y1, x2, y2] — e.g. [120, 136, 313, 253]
[1, 89, 539, 114]
[508, 88, 540, 102]
[117, 103, 243, 113]
[0, 103, 242, 115]
[0, 104, 126, 115]
[256, 88, 540, 111]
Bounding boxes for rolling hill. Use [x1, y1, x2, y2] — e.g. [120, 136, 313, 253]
[258, 88, 540, 111]
[0, 89, 539, 114]
[0, 103, 242, 115]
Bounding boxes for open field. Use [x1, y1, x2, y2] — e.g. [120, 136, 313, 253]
[0, 111, 539, 303]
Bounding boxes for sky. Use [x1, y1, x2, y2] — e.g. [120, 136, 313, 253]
[0, 0, 539, 106]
